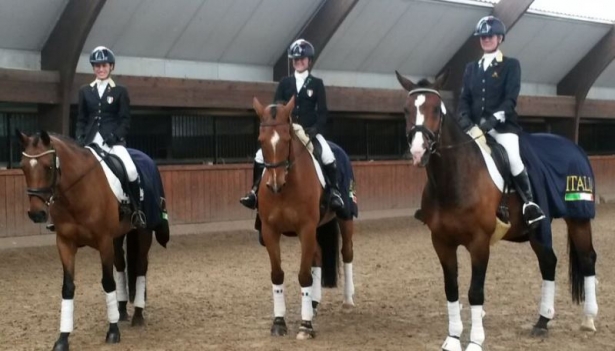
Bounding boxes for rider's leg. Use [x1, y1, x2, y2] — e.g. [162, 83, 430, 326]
[111, 145, 146, 228]
[240, 149, 265, 210]
[314, 135, 344, 211]
[489, 130, 545, 227]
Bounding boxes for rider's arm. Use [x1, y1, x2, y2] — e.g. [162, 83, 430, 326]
[314, 79, 328, 135]
[495, 58, 521, 118]
[456, 63, 474, 131]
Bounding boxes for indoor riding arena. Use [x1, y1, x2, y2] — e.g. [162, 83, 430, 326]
[1, 1, 615, 350]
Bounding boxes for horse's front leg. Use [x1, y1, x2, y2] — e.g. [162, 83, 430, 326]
[297, 223, 318, 340]
[529, 236, 557, 337]
[465, 239, 490, 351]
[262, 223, 287, 337]
[113, 234, 129, 322]
[100, 238, 121, 344]
[52, 237, 77, 351]
[130, 228, 153, 327]
[433, 234, 462, 351]
[339, 218, 355, 307]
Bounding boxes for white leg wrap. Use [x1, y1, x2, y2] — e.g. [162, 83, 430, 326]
[448, 301, 463, 337]
[134, 276, 146, 308]
[301, 287, 313, 321]
[115, 270, 128, 302]
[106, 291, 120, 324]
[539, 280, 555, 319]
[311, 267, 322, 303]
[272, 284, 286, 318]
[344, 263, 355, 305]
[584, 276, 598, 317]
[60, 299, 74, 333]
[469, 305, 485, 347]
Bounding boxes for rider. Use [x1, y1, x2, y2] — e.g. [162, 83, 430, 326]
[70, 46, 145, 229]
[239, 39, 344, 211]
[456, 16, 545, 228]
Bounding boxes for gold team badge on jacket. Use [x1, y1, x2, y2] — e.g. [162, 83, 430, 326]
[492, 71, 499, 78]
[307, 89, 313, 97]
[107, 96, 114, 104]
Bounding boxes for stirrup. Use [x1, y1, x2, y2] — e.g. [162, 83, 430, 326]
[131, 210, 146, 228]
[46, 223, 56, 232]
[240, 191, 257, 209]
[523, 202, 545, 226]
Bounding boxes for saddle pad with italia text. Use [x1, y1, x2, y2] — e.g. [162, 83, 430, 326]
[519, 132, 595, 247]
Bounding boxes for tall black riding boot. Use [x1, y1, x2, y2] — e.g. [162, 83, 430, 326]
[322, 162, 344, 211]
[128, 180, 146, 228]
[513, 168, 546, 228]
[240, 162, 265, 210]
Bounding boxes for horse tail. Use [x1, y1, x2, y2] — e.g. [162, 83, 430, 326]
[155, 219, 170, 248]
[568, 229, 584, 304]
[317, 218, 339, 288]
[126, 229, 139, 303]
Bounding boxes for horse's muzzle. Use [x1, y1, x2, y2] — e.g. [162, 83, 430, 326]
[27, 210, 47, 223]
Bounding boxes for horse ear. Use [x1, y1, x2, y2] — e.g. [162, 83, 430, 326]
[253, 97, 265, 120]
[395, 70, 416, 92]
[433, 69, 449, 91]
[40, 130, 51, 146]
[15, 129, 28, 147]
[285, 95, 296, 122]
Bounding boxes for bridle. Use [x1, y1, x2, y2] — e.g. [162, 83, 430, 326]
[258, 120, 311, 172]
[21, 148, 59, 206]
[406, 88, 484, 155]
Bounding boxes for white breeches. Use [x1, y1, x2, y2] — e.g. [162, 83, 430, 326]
[486, 129, 524, 176]
[93, 132, 138, 181]
[254, 134, 335, 165]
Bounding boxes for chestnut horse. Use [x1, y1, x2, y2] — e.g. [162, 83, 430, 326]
[253, 96, 355, 340]
[16, 130, 168, 351]
[395, 72, 598, 351]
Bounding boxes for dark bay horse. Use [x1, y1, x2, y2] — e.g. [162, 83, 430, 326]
[16, 130, 168, 350]
[395, 72, 598, 351]
[253, 96, 355, 340]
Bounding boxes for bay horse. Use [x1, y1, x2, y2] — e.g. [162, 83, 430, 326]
[16, 130, 169, 351]
[395, 72, 598, 351]
[252, 96, 355, 340]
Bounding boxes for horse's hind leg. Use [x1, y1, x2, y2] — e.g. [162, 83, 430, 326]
[465, 239, 490, 351]
[130, 229, 153, 327]
[432, 235, 463, 351]
[262, 224, 287, 337]
[529, 236, 557, 337]
[113, 234, 129, 321]
[100, 238, 121, 344]
[51, 237, 77, 351]
[339, 218, 355, 307]
[311, 245, 322, 316]
[565, 218, 598, 332]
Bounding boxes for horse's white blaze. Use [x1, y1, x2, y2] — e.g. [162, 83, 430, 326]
[271, 131, 280, 188]
[410, 94, 426, 162]
[29, 159, 37, 168]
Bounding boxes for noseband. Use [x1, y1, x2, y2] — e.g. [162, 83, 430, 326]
[21, 148, 59, 206]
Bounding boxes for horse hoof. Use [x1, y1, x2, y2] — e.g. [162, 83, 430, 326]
[131, 316, 145, 327]
[52, 340, 69, 351]
[270, 317, 287, 336]
[342, 299, 355, 309]
[296, 321, 315, 340]
[105, 328, 121, 344]
[441, 336, 462, 351]
[531, 326, 548, 338]
[465, 343, 483, 351]
[119, 311, 130, 322]
[581, 316, 596, 332]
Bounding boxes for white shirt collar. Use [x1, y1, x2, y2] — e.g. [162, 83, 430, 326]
[294, 70, 309, 92]
[480, 50, 502, 70]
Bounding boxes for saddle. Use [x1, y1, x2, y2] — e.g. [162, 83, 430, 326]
[88, 143, 139, 206]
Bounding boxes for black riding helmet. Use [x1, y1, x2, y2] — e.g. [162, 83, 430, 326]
[474, 16, 506, 41]
[89, 46, 116, 65]
[288, 39, 315, 59]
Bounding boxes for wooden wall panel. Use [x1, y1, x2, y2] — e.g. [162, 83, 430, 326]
[3, 157, 615, 238]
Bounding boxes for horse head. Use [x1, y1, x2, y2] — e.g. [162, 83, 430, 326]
[16, 129, 60, 223]
[396, 70, 449, 167]
[253, 95, 296, 193]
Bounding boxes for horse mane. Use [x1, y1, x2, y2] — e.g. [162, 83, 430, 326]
[35, 132, 91, 155]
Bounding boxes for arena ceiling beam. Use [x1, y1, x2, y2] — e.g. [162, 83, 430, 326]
[437, 0, 534, 94]
[39, 0, 107, 134]
[557, 25, 615, 142]
[1, 68, 613, 119]
[273, 0, 359, 81]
